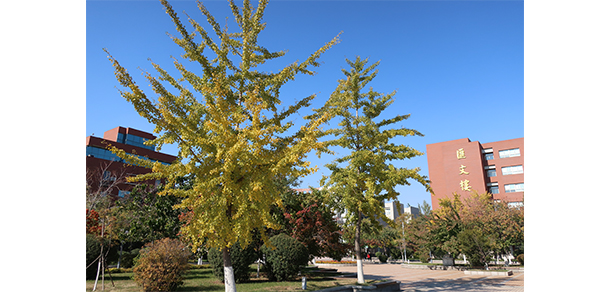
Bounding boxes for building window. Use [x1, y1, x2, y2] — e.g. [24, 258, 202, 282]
[118, 190, 131, 198]
[482, 148, 494, 160]
[87, 146, 121, 162]
[484, 165, 496, 177]
[86, 146, 169, 165]
[499, 148, 520, 158]
[124, 134, 155, 150]
[501, 165, 523, 175]
[504, 183, 524, 193]
[487, 182, 499, 194]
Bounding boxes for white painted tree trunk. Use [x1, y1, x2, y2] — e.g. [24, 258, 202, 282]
[222, 247, 236, 292]
[224, 266, 236, 292]
[356, 259, 365, 284]
[355, 211, 365, 284]
[92, 259, 101, 291]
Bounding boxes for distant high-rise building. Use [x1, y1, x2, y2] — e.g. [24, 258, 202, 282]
[384, 201, 403, 222]
[426, 137, 524, 210]
[403, 206, 420, 222]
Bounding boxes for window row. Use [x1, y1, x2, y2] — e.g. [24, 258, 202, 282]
[482, 147, 521, 160]
[487, 182, 524, 194]
[117, 133, 155, 150]
[86, 146, 169, 165]
[484, 165, 523, 177]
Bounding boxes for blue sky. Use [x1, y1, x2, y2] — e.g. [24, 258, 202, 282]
[86, 0, 524, 208]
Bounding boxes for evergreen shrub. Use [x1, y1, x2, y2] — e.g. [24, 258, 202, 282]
[261, 233, 308, 281]
[208, 241, 257, 283]
[378, 254, 388, 263]
[132, 238, 191, 292]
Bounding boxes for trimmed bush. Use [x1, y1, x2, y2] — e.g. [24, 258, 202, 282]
[378, 254, 388, 263]
[261, 233, 308, 281]
[132, 238, 191, 292]
[208, 241, 257, 283]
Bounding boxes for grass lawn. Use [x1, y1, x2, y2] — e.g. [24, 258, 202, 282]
[85, 265, 359, 291]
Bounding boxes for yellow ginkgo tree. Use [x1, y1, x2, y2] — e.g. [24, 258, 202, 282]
[312, 56, 431, 284]
[103, 0, 339, 291]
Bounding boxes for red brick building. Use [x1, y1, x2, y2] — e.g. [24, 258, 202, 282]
[426, 138, 524, 210]
[86, 126, 176, 198]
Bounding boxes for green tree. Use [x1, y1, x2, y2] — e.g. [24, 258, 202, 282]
[104, 1, 339, 291]
[113, 184, 183, 244]
[429, 193, 464, 258]
[312, 56, 430, 283]
[430, 192, 524, 267]
[459, 192, 524, 265]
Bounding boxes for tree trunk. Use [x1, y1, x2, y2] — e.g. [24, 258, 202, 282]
[222, 247, 236, 292]
[354, 210, 365, 284]
[117, 243, 123, 269]
[93, 257, 102, 291]
[93, 223, 105, 291]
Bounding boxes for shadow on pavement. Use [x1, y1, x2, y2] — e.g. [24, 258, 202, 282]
[401, 277, 521, 292]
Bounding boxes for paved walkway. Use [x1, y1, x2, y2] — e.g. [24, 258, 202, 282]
[324, 262, 524, 292]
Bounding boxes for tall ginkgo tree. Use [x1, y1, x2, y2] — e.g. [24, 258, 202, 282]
[312, 56, 431, 284]
[103, 0, 339, 291]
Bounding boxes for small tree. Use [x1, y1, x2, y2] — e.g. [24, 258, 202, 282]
[86, 161, 128, 289]
[311, 56, 430, 283]
[104, 1, 340, 291]
[279, 188, 350, 262]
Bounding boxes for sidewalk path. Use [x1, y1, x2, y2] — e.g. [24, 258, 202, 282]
[326, 262, 524, 292]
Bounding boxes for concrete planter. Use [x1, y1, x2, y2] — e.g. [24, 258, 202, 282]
[314, 280, 401, 292]
[442, 255, 454, 266]
[464, 270, 513, 276]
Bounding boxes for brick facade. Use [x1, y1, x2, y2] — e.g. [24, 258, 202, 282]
[426, 138, 524, 210]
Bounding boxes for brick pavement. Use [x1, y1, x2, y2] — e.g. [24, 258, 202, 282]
[320, 261, 524, 292]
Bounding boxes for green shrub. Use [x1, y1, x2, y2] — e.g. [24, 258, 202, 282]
[261, 234, 308, 281]
[516, 254, 524, 266]
[378, 254, 388, 263]
[132, 238, 191, 292]
[208, 241, 257, 283]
